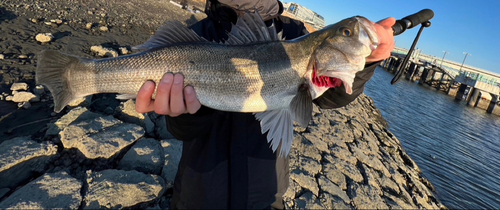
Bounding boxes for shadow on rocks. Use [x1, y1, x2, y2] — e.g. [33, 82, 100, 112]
[0, 7, 16, 23]
[45, 140, 137, 181]
[52, 31, 72, 41]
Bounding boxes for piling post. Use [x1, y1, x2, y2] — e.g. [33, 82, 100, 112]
[419, 68, 430, 85]
[436, 71, 445, 90]
[455, 83, 468, 101]
[406, 62, 417, 80]
[467, 88, 480, 107]
[487, 94, 498, 113]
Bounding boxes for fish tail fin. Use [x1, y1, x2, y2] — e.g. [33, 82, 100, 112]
[36, 50, 92, 113]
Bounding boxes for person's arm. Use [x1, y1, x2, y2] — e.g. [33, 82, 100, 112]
[314, 17, 395, 109]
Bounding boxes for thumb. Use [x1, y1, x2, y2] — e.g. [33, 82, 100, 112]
[377, 17, 396, 27]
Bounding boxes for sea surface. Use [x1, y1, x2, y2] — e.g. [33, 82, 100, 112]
[364, 67, 500, 209]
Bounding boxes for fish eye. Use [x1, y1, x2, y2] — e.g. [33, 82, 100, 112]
[339, 27, 352, 37]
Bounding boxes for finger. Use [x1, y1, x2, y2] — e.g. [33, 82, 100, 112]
[184, 85, 201, 114]
[154, 73, 174, 115]
[169, 73, 187, 117]
[135, 80, 155, 113]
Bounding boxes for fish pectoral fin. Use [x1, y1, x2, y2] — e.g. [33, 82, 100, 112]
[133, 21, 208, 50]
[290, 85, 313, 128]
[254, 109, 294, 157]
[116, 94, 137, 100]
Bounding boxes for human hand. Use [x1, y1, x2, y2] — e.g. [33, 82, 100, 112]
[135, 73, 201, 116]
[366, 17, 396, 63]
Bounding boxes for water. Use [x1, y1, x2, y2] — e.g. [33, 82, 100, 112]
[364, 67, 500, 209]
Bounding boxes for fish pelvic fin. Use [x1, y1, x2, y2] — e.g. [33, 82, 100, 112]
[254, 85, 313, 157]
[255, 109, 294, 157]
[36, 50, 91, 113]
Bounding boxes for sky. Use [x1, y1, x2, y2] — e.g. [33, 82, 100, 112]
[286, 0, 500, 74]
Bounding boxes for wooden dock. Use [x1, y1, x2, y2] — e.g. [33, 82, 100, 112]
[381, 54, 500, 116]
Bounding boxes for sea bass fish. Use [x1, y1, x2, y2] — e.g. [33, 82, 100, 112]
[36, 12, 379, 156]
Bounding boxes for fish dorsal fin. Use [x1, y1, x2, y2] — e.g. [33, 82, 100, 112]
[225, 11, 283, 45]
[133, 21, 208, 50]
[254, 86, 313, 157]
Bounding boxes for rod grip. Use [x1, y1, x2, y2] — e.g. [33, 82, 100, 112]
[392, 9, 434, 35]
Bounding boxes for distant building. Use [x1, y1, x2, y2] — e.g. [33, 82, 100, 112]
[282, 2, 325, 29]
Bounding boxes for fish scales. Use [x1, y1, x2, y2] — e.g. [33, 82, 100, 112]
[72, 41, 308, 112]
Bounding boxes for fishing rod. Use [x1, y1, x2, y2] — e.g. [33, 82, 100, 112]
[390, 9, 435, 84]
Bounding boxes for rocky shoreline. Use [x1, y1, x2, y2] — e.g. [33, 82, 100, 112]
[0, 0, 445, 209]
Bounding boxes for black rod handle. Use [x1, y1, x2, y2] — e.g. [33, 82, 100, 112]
[392, 9, 434, 36]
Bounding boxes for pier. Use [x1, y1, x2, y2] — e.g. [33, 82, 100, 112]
[381, 50, 500, 115]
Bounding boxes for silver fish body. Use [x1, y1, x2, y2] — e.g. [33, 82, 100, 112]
[66, 41, 308, 113]
[36, 13, 379, 156]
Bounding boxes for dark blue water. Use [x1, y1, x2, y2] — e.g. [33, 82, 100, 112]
[364, 67, 500, 209]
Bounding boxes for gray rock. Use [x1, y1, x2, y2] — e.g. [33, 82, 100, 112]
[46, 107, 105, 136]
[67, 96, 92, 107]
[385, 193, 417, 209]
[330, 145, 358, 165]
[379, 174, 400, 195]
[0, 188, 10, 200]
[320, 193, 352, 210]
[118, 138, 164, 175]
[35, 33, 53, 43]
[283, 179, 301, 201]
[296, 156, 321, 177]
[99, 26, 109, 32]
[318, 175, 350, 204]
[359, 164, 382, 192]
[18, 101, 31, 109]
[60, 115, 144, 159]
[301, 132, 329, 154]
[348, 181, 388, 209]
[160, 139, 182, 187]
[114, 99, 155, 135]
[294, 192, 323, 209]
[0, 54, 4, 60]
[11, 91, 37, 103]
[85, 22, 93, 29]
[33, 85, 45, 95]
[148, 113, 175, 139]
[0, 136, 58, 189]
[84, 169, 165, 209]
[119, 47, 130, 55]
[0, 172, 82, 209]
[10, 82, 28, 91]
[322, 162, 347, 190]
[290, 170, 319, 196]
[291, 135, 321, 161]
[90, 45, 118, 57]
[332, 156, 364, 183]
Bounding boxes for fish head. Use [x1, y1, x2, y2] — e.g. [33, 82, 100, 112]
[311, 16, 379, 95]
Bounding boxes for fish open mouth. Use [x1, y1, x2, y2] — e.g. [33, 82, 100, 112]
[311, 61, 343, 88]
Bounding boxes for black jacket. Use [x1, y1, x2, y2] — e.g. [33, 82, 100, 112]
[168, 6, 379, 209]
